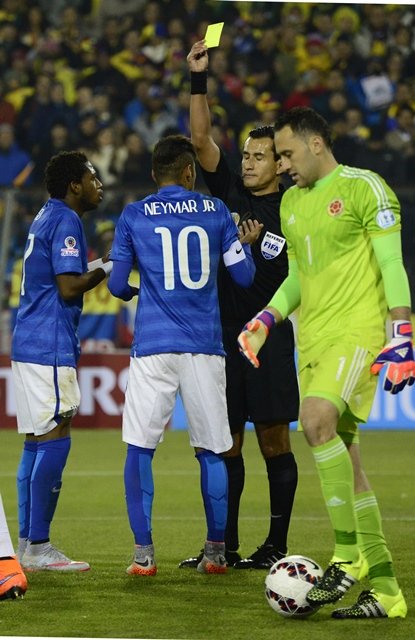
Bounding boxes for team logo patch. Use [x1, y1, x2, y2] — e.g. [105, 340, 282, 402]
[61, 236, 79, 257]
[376, 209, 396, 229]
[328, 199, 344, 217]
[261, 231, 286, 260]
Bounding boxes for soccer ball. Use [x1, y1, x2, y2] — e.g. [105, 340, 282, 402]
[265, 555, 323, 618]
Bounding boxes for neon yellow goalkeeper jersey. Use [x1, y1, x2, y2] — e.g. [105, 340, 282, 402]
[281, 164, 401, 368]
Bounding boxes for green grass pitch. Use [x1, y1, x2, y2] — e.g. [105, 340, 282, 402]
[0, 428, 413, 640]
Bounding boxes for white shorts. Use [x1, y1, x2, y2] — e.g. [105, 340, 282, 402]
[122, 354, 233, 454]
[11, 361, 80, 436]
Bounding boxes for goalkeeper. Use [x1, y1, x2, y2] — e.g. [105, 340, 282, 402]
[238, 107, 413, 620]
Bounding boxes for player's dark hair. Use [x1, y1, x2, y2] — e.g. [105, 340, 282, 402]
[248, 125, 279, 160]
[152, 135, 196, 183]
[45, 151, 90, 198]
[274, 107, 333, 149]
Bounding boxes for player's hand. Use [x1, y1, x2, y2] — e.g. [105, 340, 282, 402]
[238, 219, 264, 245]
[370, 320, 415, 394]
[237, 310, 276, 368]
[187, 40, 208, 71]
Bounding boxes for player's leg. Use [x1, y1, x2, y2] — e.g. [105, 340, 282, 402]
[0, 494, 27, 600]
[195, 449, 228, 574]
[220, 326, 248, 564]
[233, 421, 297, 569]
[12, 362, 88, 572]
[180, 353, 232, 574]
[299, 345, 374, 606]
[122, 354, 178, 576]
[331, 430, 406, 618]
[179, 327, 245, 568]
[124, 445, 156, 576]
[233, 322, 299, 569]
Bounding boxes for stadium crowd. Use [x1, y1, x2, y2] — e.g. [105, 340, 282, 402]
[1, 0, 415, 339]
[0, 0, 414, 190]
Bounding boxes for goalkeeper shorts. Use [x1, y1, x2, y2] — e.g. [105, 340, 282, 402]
[299, 342, 378, 427]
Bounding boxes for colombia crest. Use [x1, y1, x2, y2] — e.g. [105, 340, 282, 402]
[327, 199, 344, 217]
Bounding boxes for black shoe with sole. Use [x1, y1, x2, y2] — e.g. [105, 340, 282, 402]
[233, 543, 286, 570]
[306, 562, 358, 606]
[179, 548, 241, 568]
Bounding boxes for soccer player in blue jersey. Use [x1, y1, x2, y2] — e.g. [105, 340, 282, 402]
[11, 151, 112, 572]
[108, 134, 258, 575]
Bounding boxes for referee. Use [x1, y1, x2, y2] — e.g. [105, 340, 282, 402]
[179, 40, 299, 570]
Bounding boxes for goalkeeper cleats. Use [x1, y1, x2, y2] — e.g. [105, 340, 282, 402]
[332, 589, 407, 619]
[371, 320, 415, 394]
[306, 554, 367, 606]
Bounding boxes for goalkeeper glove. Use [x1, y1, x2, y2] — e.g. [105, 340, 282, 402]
[370, 320, 415, 394]
[237, 310, 276, 368]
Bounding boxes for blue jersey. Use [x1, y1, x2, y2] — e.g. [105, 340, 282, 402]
[11, 198, 88, 367]
[110, 185, 239, 356]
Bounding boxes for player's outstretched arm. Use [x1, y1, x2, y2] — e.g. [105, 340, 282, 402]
[187, 40, 220, 172]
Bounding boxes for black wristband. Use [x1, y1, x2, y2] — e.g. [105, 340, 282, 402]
[190, 71, 208, 95]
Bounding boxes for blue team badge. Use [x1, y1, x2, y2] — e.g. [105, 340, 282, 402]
[261, 231, 286, 260]
[61, 236, 79, 257]
[376, 209, 396, 229]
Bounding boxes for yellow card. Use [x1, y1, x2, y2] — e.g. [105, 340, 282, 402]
[205, 22, 224, 48]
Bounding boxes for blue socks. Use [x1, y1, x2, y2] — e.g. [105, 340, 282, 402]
[124, 445, 155, 546]
[17, 441, 38, 539]
[29, 437, 71, 542]
[196, 450, 228, 542]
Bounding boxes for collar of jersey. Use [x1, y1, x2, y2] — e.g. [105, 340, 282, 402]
[157, 185, 189, 195]
[311, 164, 343, 191]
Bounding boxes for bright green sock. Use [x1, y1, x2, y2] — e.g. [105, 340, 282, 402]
[355, 491, 399, 596]
[312, 436, 359, 563]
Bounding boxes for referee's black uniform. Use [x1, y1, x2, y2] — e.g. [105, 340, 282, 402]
[201, 151, 299, 430]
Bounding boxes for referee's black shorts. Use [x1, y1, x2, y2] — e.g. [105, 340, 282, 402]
[223, 320, 299, 431]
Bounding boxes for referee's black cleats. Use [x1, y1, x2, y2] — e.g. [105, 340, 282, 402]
[233, 543, 286, 570]
[179, 548, 241, 568]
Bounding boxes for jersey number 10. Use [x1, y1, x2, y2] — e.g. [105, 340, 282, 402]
[155, 225, 210, 291]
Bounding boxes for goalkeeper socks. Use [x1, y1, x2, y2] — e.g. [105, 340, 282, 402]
[17, 441, 38, 539]
[312, 436, 358, 562]
[355, 491, 399, 596]
[265, 452, 298, 553]
[224, 455, 245, 550]
[124, 445, 155, 546]
[196, 450, 228, 542]
[29, 437, 71, 542]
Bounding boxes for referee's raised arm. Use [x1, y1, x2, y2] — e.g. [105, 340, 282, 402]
[187, 40, 220, 173]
